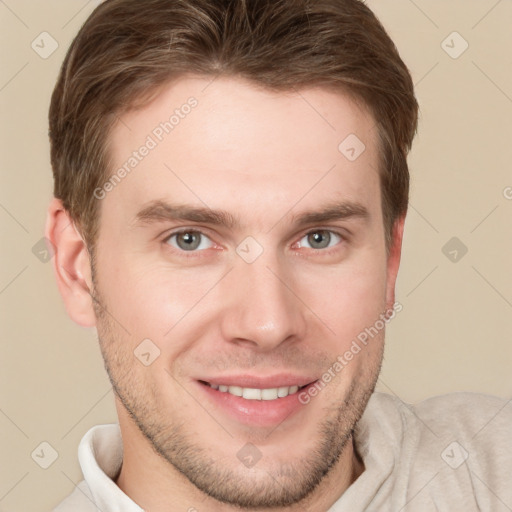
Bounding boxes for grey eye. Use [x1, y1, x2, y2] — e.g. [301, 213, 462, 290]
[167, 231, 213, 251]
[300, 230, 341, 250]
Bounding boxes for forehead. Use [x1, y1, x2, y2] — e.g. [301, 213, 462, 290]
[105, 76, 381, 227]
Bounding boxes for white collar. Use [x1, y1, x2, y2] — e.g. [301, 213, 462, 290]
[78, 423, 143, 511]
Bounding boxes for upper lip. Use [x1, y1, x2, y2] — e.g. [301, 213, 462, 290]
[197, 374, 318, 389]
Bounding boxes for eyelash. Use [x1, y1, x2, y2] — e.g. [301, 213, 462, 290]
[162, 228, 347, 258]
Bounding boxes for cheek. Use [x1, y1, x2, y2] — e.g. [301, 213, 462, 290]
[301, 255, 388, 345]
[310, 265, 387, 400]
[97, 253, 223, 347]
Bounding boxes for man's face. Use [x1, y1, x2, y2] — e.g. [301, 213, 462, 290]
[91, 76, 399, 507]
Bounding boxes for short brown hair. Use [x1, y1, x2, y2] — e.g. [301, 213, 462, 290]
[49, 0, 418, 252]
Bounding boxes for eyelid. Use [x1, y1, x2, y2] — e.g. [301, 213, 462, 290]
[161, 224, 223, 248]
[162, 226, 214, 240]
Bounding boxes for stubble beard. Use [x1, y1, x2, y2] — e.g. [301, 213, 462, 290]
[92, 280, 382, 509]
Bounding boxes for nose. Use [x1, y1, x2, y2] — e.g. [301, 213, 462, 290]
[219, 254, 307, 351]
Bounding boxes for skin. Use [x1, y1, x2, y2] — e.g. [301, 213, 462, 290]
[46, 76, 405, 511]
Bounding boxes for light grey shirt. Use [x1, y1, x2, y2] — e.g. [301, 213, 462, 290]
[52, 392, 512, 511]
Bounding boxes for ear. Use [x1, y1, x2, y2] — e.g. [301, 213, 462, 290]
[45, 198, 96, 327]
[385, 214, 406, 309]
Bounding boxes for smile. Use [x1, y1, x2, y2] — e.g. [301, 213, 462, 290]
[196, 377, 318, 426]
[202, 381, 307, 400]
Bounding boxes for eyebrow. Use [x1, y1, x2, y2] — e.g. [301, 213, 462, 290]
[291, 201, 369, 226]
[133, 199, 369, 230]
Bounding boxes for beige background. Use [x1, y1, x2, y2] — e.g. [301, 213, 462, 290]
[0, 1, 511, 510]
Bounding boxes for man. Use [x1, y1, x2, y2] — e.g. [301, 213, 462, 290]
[46, 0, 511, 510]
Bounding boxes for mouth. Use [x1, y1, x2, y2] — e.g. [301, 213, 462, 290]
[195, 377, 318, 427]
[198, 380, 310, 400]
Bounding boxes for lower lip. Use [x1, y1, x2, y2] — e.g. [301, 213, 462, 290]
[196, 381, 317, 427]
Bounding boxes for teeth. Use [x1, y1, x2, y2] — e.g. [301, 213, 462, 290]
[261, 388, 278, 400]
[242, 388, 261, 400]
[277, 386, 289, 398]
[210, 383, 303, 400]
[229, 386, 243, 397]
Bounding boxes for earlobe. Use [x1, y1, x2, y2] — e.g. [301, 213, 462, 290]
[45, 198, 97, 327]
[385, 215, 406, 309]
